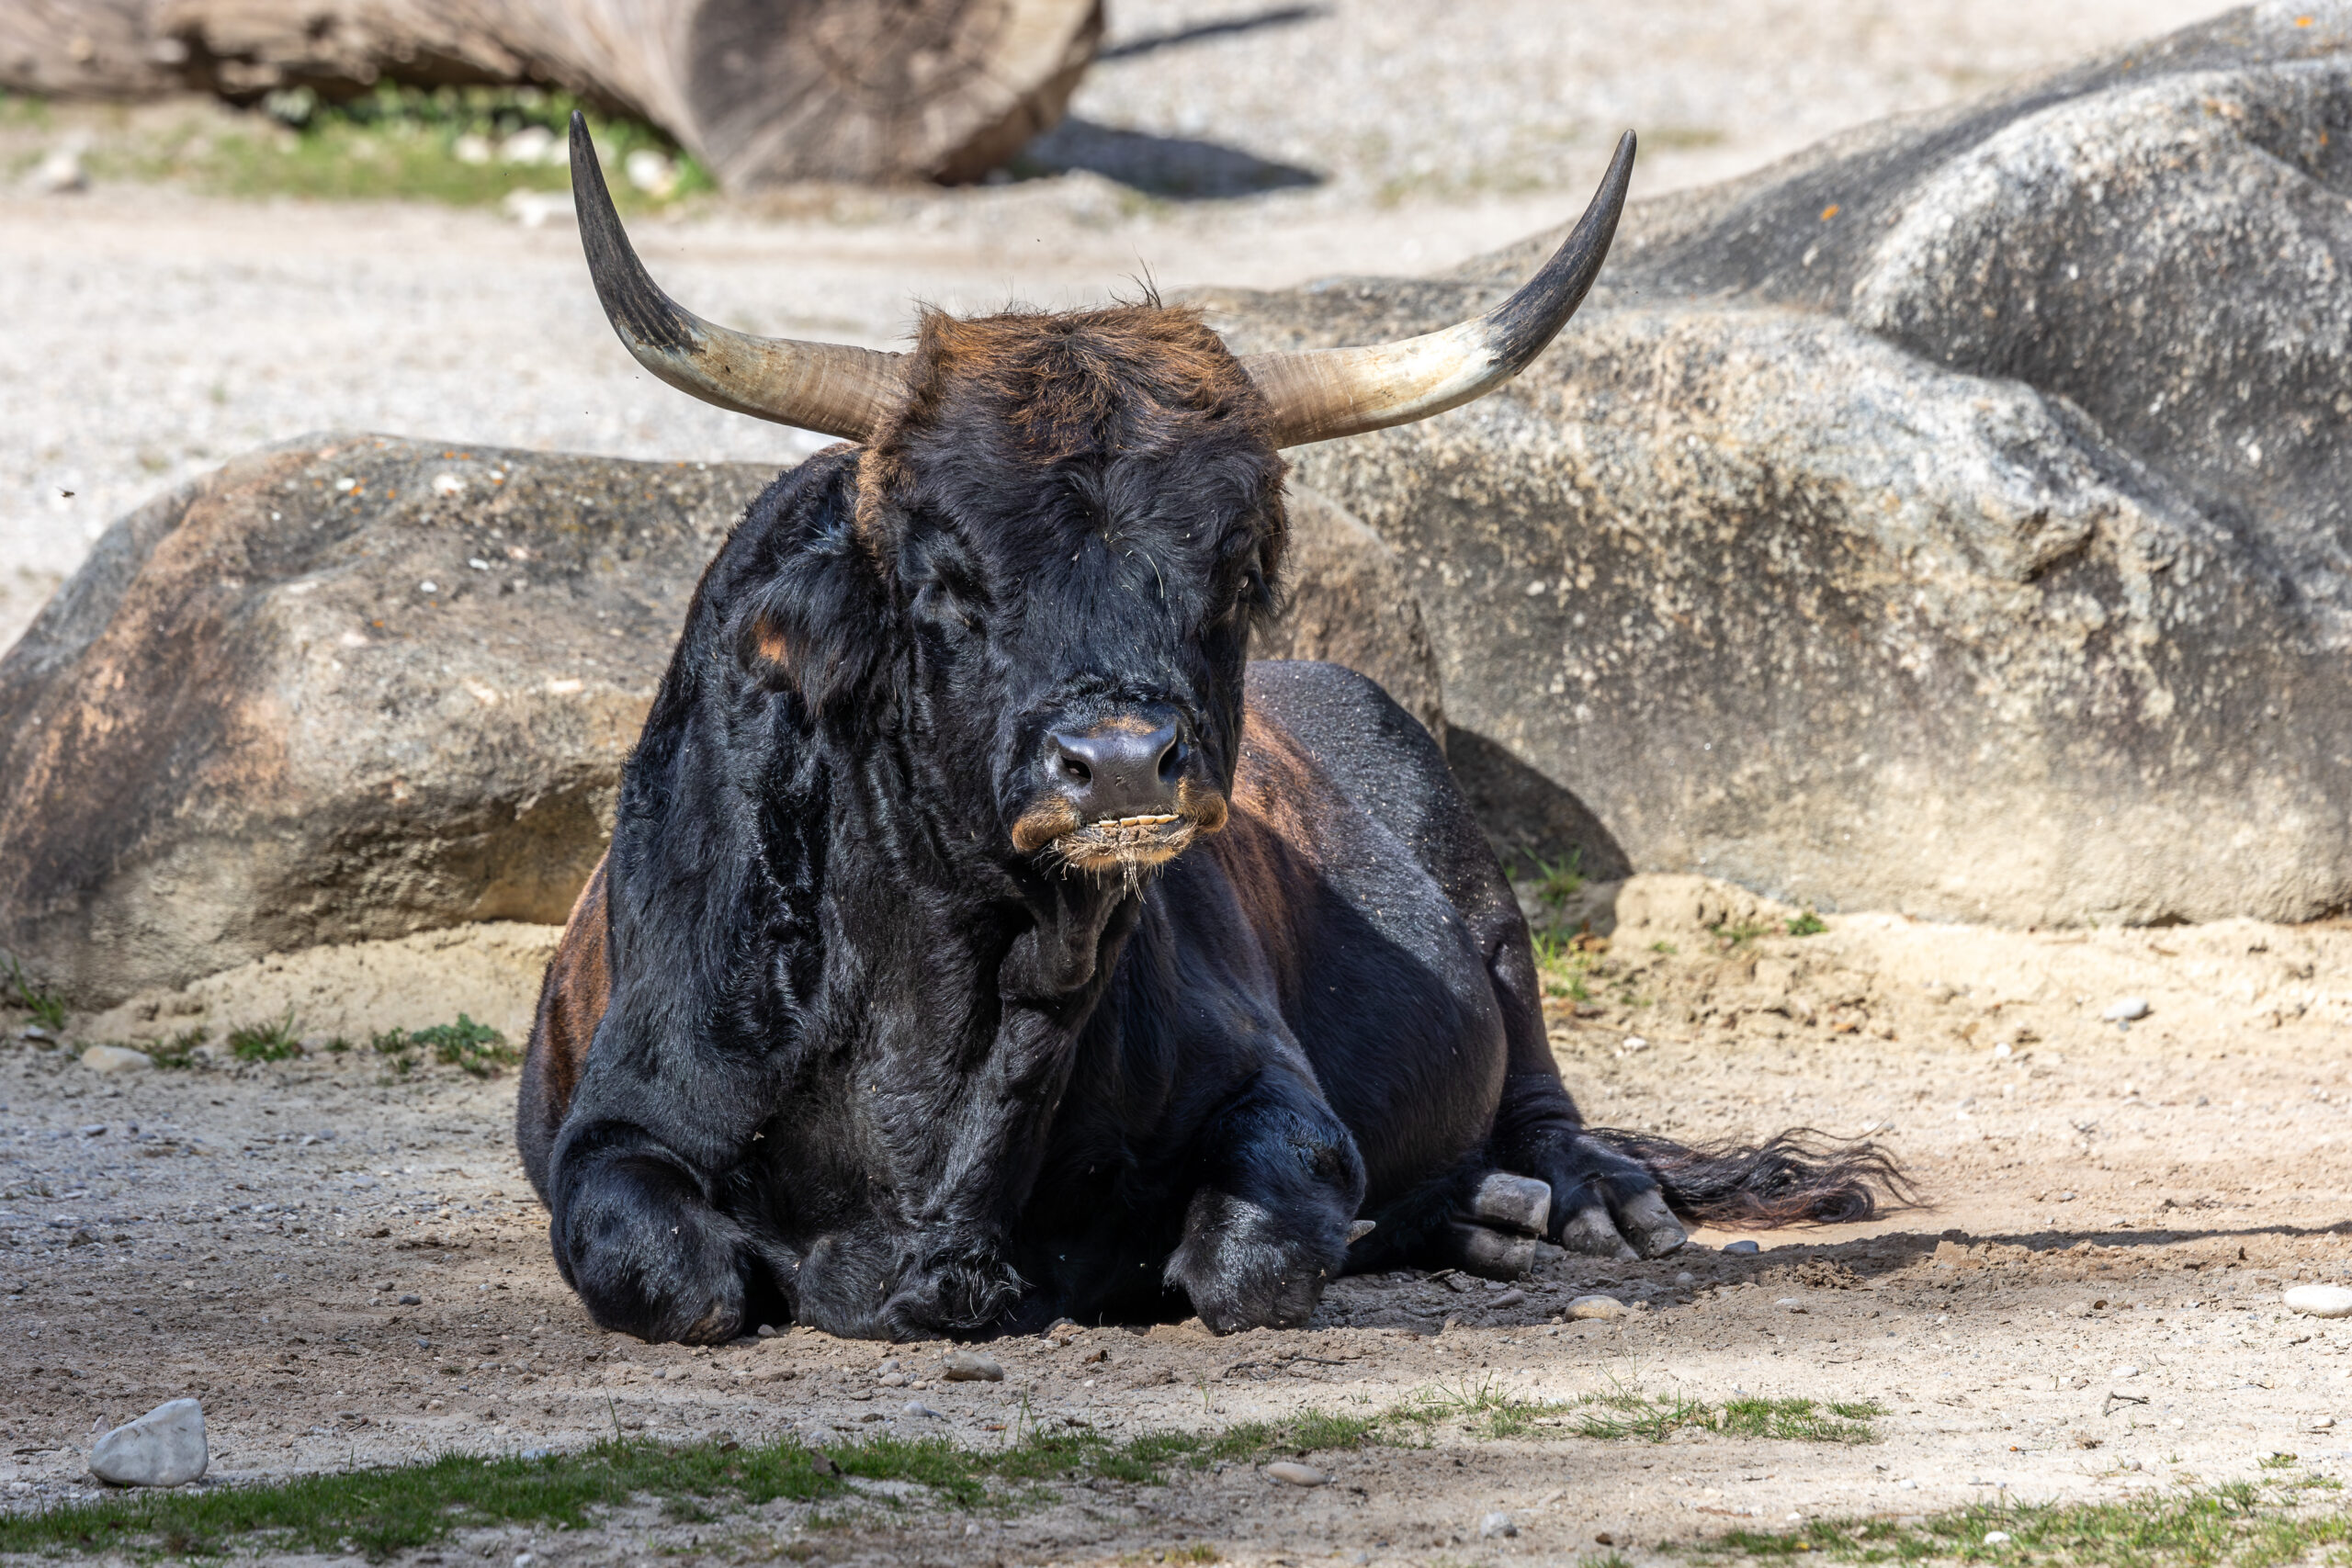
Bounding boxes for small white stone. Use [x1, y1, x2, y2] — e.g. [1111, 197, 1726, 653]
[2286, 1285, 2352, 1319]
[1984, 1530, 2012, 1544]
[1480, 1511, 1518, 1538]
[25, 147, 87, 195]
[2101, 997, 2150, 1022]
[1265, 1461, 1329, 1486]
[499, 125, 557, 164]
[1621, 1035, 1649, 1053]
[452, 133, 492, 164]
[81, 1045, 153, 1075]
[625, 149, 678, 197]
[418, 581, 438, 594]
[2307, 1416, 2335, 1431]
[940, 1350, 1003, 1382]
[431, 473, 466, 496]
[90, 1398, 206, 1487]
[2111, 1364, 2141, 1380]
[1566, 1294, 1625, 1320]
[1897, 1479, 1918, 1490]
[901, 1401, 943, 1419]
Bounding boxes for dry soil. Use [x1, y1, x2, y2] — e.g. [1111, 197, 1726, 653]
[4, 874, 2346, 1563]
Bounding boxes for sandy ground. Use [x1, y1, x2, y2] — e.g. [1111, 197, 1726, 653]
[5, 875, 2347, 1562]
[0, 0, 2231, 653]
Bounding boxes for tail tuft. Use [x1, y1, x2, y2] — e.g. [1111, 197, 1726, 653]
[1587, 1126, 1918, 1227]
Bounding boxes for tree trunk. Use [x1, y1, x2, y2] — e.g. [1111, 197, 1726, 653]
[0, 0, 1103, 187]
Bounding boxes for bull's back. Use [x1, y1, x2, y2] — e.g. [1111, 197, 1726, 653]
[517, 858, 611, 1203]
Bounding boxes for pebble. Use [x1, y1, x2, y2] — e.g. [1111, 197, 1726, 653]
[1480, 1511, 1518, 1539]
[398, 1293, 422, 1305]
[902, 1401, 944, 1419]
[1675, 1271, 1696, 1287]
[1775, 1297, 1806, 1313]
[941, 1351, 1003, 1382]
[2285, 1285, 2352, 1319]
[801, 1424, 839, 1446]
[1566, 1294, 1625, 1320]
[89, 1398, 206, 1487]
[2111, 1365, 2140, 1380]
[1898, 1479, 1918, 1490]
[1490, 1288, 1528, 1308]
[1984, 1530, 2012, 1545]
[2307, 1416, 2336, 1432]
[1723, 1239, 1761, 1255]
[1265, 1461, 1329, 1486]
[25, 147, 87, 195]
[80, 1045, 153, 1075]
[18, 1024, 50, 1042]
[2101, 997, 2150, 1022]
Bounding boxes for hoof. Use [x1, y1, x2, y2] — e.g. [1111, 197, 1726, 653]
[1471, 1172, 1553, 1236]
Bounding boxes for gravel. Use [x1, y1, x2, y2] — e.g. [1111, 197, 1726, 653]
[0, 0, 2227, 654]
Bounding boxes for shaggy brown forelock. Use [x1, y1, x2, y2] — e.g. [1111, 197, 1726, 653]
[856, 303, 1279, 534]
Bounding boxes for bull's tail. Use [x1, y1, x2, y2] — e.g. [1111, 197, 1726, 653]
[1586, 1126, 1920, 1227]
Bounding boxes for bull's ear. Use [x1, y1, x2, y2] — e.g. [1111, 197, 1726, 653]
[730, 523, 893, 711]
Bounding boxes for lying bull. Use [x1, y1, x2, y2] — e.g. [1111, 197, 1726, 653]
[519, 115, 1904, 1343]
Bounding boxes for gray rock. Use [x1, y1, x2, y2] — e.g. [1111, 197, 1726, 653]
[1481, 1511, 1518, 1539]
[79, 1045, 152, 1075]
[1197, 6, 2352, 924]
[89, 1397, 206, 1487]
[0, 439, 1439, 1004]
[1722, 1239, 1761, 1256]
[940, 1350, 1005, 1382]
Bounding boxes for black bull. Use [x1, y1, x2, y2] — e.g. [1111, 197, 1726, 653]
[514, 127, 1906, 1345]
[519, 362, 1909, 1344]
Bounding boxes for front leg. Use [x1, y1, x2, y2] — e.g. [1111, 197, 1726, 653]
[1164, 1073, 1366, 1332]
[550, 1124, 793, 1343]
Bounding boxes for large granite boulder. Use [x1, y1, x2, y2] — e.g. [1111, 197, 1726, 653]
[0, 436, 1436, 1004]
[1197, 2, 2352, 926]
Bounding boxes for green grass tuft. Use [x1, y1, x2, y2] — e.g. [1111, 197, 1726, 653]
[1786, 910, 1828, 937]
[226, 1010, 301, 1062]
[1699, 1480, 2352, 1567]
[73, 82, 711, 210]
[4, 954, 66, 1032]
[0, 1413, 1388, 1560]
[1388, 1379, 1883, 1445]
[371, 1015, 514, 1077]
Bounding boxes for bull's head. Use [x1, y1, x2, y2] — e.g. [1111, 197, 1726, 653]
[567, 116, 1631, 883]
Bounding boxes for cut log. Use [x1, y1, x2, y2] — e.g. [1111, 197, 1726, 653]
[0, 0, 1103, 187]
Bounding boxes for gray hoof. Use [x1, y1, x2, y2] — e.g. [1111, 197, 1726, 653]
[1472, 1172, 1553, 1236]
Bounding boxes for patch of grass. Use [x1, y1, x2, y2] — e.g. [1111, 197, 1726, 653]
[1786, 910, 1827, 937]
[4, 954, 66, 1032]
[1390, 1381, 1883, 1445]
[1710, 918, 1772, 949]
[0, 1416, 1387, 1560]
[146, 1026, 209, 1069]
[82, 83, 711, 209]
[408, 1014, 516, 1077]
[1697, 1481, 2352, 1566]
[370, 1016, 514, 1077]
[226, 1010, 301, 1062]
[1525, 850, 1585, 911]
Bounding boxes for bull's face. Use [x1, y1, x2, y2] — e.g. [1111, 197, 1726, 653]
[568, 111, 1634, 880]
[858, 308, 1283, 879]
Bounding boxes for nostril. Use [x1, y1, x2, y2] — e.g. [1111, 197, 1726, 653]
[1158, 738, 1186, 784]
[1060, 756, 1091, 784]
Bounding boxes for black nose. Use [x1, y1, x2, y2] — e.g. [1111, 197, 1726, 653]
[1046, 719, 1184, 821]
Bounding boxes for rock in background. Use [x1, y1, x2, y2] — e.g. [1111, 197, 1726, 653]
[0, 437, 1438, 1005]
[1199, 2, 2352, 926]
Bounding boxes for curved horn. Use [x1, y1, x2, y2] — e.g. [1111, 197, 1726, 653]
[568, 113, 905, 442]
[1241, 132, 1635, 448]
